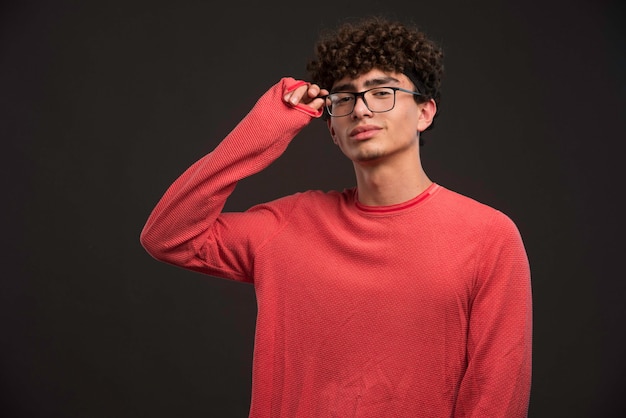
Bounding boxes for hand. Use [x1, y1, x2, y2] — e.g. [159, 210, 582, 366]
[283, 82, 329, 111]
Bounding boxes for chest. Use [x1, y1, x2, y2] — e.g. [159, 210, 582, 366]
[254, 213, 479, 327]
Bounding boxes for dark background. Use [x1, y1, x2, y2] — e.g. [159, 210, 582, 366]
[1, 0, 624, 417]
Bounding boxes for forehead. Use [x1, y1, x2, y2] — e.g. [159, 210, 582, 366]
[331, 69, 411, 91]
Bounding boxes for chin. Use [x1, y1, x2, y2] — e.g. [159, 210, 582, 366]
[354, 150, 386, 163]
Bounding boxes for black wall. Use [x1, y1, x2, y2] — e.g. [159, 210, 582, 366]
[2, 0, 624, 417]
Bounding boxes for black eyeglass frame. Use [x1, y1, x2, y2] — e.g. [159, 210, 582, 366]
[323, 86, 423, 117]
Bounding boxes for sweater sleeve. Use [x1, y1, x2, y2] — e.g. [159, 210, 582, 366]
[455, 211, 533, 417]
[140, 77, 320, 282]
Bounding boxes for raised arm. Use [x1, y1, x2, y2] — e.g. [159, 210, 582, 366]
[140, 77, 327, 279]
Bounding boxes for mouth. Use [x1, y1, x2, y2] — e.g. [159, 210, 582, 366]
[349, 125, 381, 141]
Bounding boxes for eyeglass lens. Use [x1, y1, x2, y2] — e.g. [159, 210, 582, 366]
[325, 87, 397, 117]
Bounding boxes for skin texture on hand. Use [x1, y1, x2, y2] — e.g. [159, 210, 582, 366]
[283, 80, 328, 113]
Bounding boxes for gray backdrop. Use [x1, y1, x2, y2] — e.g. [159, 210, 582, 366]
[2, 0, 625, 416]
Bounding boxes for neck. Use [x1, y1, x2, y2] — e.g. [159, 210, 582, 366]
[353, 155, 432, 206]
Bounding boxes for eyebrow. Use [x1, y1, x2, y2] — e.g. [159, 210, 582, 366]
[331, 76, 401, 92]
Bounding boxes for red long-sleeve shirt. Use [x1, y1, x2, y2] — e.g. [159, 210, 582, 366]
[140, 77, 532, 417]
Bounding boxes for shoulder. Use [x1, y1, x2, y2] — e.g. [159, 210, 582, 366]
[434, 185, 495, 212]
[249, 188, 354, 213]
[299, 188, 355, 204]
[434, 186, 528, 265]
[430, 186, 495, 219]
[433, 185, 522, 236]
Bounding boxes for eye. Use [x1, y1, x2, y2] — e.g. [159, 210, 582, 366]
[330, 94, 354, 106]
[370, 88, 393, 98]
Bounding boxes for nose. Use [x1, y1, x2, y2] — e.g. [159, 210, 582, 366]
[351, 95, 372, 118]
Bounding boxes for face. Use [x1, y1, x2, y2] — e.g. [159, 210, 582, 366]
[327, 69, 435, 164]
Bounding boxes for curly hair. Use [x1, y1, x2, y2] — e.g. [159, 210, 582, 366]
[307, 16, 444, 107]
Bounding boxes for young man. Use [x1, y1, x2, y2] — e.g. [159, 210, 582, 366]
[141, 16, 532, 417]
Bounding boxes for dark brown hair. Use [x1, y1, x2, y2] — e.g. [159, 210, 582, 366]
[307, 16, 444, 107]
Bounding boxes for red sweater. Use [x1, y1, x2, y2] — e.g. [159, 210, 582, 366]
[141, 78, 532, 417]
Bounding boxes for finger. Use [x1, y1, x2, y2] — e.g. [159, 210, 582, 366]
[310, 88, 330, 110]
[307, 94, 328, 111]
[285, 85, 308, 105]
[306, 84, 321, 99]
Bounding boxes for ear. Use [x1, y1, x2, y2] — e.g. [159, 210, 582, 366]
[327, 119, 338, 144]
[417, 99, 437, 132]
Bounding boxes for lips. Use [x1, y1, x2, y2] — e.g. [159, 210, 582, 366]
[349, 125, 381, 141]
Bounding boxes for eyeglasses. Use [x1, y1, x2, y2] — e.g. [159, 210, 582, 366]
[324, 87, 422, 117]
